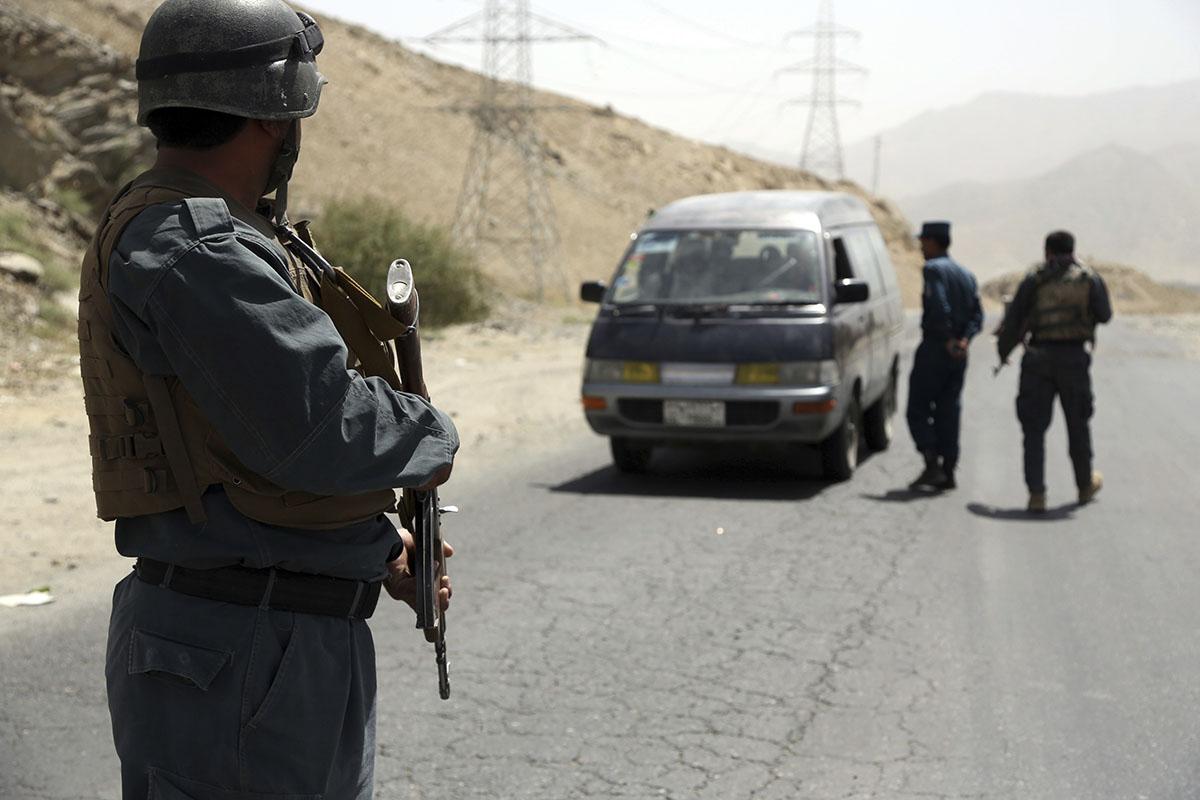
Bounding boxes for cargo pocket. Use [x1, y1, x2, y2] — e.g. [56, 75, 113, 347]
[239, 619, 353, 795]
[146, 766, 321, 799]
[129, 628, 230, 691]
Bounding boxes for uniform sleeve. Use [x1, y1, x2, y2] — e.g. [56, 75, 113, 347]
[1091, 273, 1113, 324]
[922, 265, 954, 341]
[997, 275, 1037, 363]
[109, 231, 458, 495]
[964, 276, 984, 340]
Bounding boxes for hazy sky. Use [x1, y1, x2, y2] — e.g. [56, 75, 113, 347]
[303, 0, 1200, 162]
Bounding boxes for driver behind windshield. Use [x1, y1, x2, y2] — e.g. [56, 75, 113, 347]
[669, 236, 717, 300]
[783, 241, 820, 294]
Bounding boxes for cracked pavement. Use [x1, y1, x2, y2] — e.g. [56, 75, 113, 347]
[3, 319, 1200, 799]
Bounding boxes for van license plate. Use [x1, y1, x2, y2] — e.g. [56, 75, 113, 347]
[663, 400, 725, 427]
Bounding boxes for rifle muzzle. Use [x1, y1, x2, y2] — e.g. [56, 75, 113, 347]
[386, 259, 419, 327]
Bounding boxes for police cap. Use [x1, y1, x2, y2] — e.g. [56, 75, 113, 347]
[917, 221, 952, 243]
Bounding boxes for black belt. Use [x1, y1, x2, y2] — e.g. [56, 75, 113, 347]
[1029, 339, 1088, 347]
[135, 558, 382, 620]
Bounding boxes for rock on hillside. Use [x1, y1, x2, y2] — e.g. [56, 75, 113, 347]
[982, 262, 1200, 316]
[3, 0, 922, 304]
[0, 4, 153, 213]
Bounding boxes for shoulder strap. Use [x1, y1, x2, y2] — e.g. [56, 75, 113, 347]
[143, 375, 208, 525]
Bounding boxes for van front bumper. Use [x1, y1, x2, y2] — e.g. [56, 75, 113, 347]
[581, 381, 844, 444]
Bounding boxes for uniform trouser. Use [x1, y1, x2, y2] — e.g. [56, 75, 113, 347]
[906, 339, 968, 473]
[1017, 344, 1095, 494]
[106, 574, 377, 800]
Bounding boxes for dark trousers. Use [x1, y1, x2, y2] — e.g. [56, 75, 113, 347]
[106, 574, 377, 800]
[906, 340, 968, 472]
[1017, 344, 1095, 493]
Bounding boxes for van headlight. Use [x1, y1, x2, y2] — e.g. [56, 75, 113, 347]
[736, 360, 839, 386]
[585, 359, 661, 383]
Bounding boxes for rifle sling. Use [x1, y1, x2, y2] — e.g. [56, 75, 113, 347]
[143, 375, 208, 525]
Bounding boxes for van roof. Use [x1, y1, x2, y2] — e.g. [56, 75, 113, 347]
[642, 190, 875, 232]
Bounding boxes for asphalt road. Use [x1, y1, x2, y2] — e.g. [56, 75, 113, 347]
[3, 318, 1200, 800]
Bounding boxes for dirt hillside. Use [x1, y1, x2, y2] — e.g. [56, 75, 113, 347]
[982, 262, 1200, 316]
[1, 0, 923, 306]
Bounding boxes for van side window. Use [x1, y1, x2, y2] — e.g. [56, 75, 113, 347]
[845, 228, 886, 298]
[866, 227, 900, 295]
[832, 238, 854, 282]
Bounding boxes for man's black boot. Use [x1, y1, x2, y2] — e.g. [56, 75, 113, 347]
[930, 469, 957, 491]
[908, 451, 947, 490]
[929, 458, 958, 491]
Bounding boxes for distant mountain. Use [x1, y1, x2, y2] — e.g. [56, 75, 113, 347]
[902, 144, 1200, 283]
[846, 81, 1200, 198]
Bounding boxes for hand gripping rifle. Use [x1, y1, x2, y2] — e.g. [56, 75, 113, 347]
[384, 260, 453, 701]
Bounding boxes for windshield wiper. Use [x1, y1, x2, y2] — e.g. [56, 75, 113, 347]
[664, 302, 732, 318]
[731, 300, 821, 309]
[610, 303, 665, 318]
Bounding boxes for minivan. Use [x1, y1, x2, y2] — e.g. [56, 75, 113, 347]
[579, 190, 904, 480]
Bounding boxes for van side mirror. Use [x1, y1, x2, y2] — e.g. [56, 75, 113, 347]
[580, 281, 607, 304]
[834, 279, 870, 304]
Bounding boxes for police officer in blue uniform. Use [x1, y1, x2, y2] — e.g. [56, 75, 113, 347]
[79, 2, 458, 797]
[997, 230, 1111, 513]
[907, 221, 984, 491]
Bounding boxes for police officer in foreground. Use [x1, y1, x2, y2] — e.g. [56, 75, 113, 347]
[907, 221, 984, 492]
[80, 1, 458, 797]
[997, 230, 1111, 513]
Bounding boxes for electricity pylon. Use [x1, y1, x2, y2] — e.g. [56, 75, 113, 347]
[426, 2, 595, 301]
[779, 0, 864, 180]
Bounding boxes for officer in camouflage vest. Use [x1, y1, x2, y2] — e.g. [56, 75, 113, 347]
[82, 1, 458, 797]
[997, 230, 1112, 513]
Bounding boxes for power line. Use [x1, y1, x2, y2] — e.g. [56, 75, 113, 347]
[642, 0, 765, 48]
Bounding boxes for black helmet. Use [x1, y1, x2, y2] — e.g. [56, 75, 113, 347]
[135, 0, 326, 125]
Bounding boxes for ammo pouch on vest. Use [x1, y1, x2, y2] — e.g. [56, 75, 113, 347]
[79, 169, 409, 529]
[1030, 262, 1096, 343]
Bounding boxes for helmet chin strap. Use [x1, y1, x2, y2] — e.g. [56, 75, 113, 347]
[266, 120, 300, 228]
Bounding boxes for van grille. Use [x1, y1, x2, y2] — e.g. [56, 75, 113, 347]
[726, 401, 778, 426]
[616, 399, 779, 427]
[617, 399, 663, 424]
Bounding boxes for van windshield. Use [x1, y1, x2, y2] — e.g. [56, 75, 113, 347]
[608, 229, 824, 307]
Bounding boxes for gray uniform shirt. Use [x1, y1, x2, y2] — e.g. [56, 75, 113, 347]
[106, 189, 459, 581]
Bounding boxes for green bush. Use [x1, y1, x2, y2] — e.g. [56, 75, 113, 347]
[0, 208, 77, 328]
[50, 187, 94, 220]
[317, 199, 489, 327]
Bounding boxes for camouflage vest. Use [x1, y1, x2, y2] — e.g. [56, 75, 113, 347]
[78, 168, 411, 529]
[1030, 261, 1096, 343]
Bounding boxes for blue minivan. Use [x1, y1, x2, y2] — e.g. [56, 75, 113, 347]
[579, 190, 904, 480]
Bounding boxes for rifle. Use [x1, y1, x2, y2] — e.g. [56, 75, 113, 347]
[992, 294, 1022, 377]
[275, 231, 454, 699]
[385, 259, 453, 700]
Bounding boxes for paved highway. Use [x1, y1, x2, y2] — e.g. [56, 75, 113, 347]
[3, 319, 1199, 799]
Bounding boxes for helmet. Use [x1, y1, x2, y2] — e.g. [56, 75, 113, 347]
[135, 0, 326, 125]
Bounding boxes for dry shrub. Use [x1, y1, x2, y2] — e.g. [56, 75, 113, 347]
[317, 199, 489, 327]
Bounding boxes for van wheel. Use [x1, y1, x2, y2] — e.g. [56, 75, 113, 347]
[611, 437, 653, 473]
[864, 372, 897, 452]
[821, 395, 861, 481]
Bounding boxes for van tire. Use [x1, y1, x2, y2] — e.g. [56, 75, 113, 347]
[864, 372, 897, 452]
[821, 395, 861, 481]
[611, 437, 653, 473]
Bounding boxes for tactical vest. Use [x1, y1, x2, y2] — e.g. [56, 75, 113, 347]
[78, 169, 413, 530]
[1030, 261, 1096, 343]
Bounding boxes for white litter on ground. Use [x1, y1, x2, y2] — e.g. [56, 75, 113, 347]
[0, 591, 54, 608]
